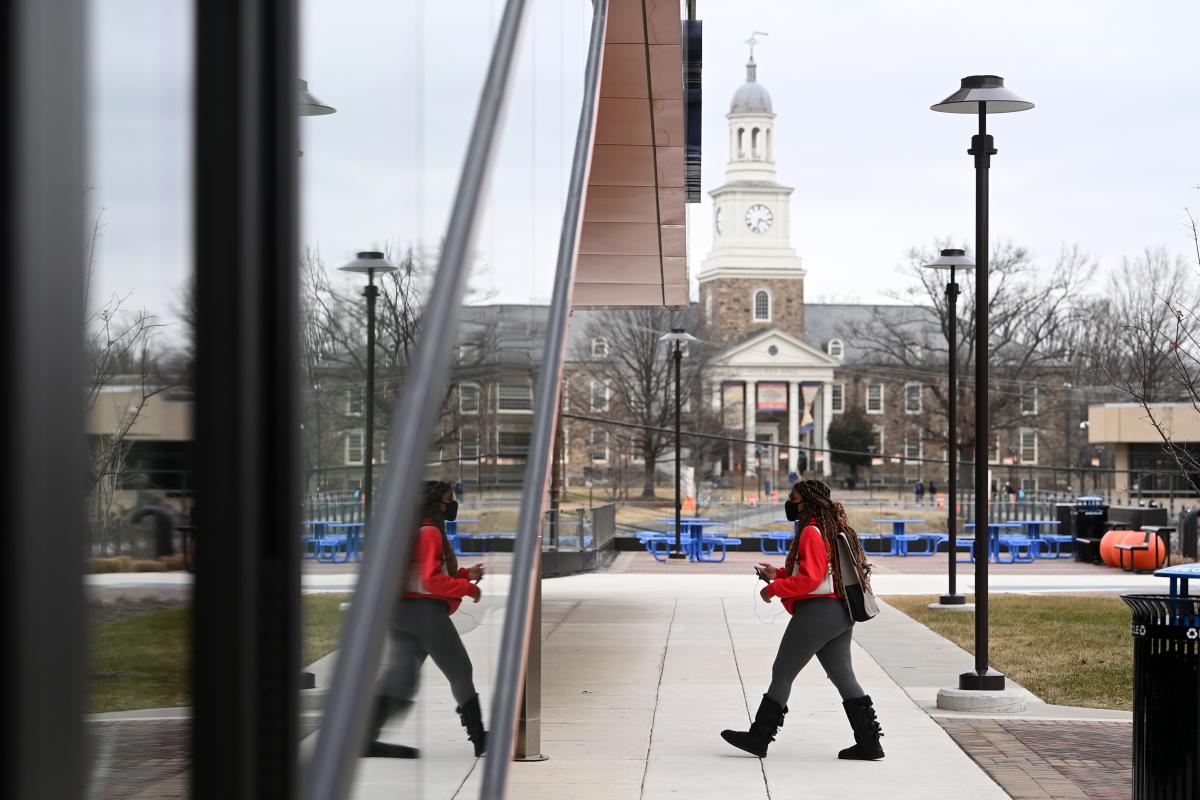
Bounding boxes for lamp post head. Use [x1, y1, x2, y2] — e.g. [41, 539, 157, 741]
[299, 79, 336, 116]
[923, 248, 977, 270]
[658, 327, 698, 344]
[931, 75, 1034, 114]
[339, 251, 398, 274]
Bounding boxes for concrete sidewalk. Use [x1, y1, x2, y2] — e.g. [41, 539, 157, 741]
[333, 573, 1012, 799]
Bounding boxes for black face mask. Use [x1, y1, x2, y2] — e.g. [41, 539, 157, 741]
[784, 500, 800, 522]
[443, 499, 459, 522]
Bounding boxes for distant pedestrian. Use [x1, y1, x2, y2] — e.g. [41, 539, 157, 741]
[913, 480, 925, 507]
[720, 480, 883, 761]
[926, 480, 937, 497]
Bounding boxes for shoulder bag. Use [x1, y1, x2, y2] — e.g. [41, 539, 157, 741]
[835, 532, 879, 622]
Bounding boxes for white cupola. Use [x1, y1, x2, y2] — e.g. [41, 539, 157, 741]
[727, 54, 776, 182]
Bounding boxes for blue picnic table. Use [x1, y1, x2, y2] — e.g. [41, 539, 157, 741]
[963, 522, 1038, 562]
[752, 530, 793, 555]
[446, 518, 480, 556]
[654, 517, 731, 561]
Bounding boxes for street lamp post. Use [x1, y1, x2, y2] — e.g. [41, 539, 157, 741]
[924, 249, 975, 607]
[340, 251, 398, 525]
[659, 328, 697, 560]
[933, 76, 1033, 692]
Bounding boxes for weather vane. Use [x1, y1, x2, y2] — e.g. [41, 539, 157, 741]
[745, 31, 769, 61]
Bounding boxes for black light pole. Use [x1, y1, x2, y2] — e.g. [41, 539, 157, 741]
[933, 76, 1033, 691]
[660, 328, 697, 560]
[924, 249, 975, 606]
[340, 251, 398, 525]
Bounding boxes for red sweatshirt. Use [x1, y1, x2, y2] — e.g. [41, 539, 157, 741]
[766, 523, 839, 614]
[402, 520, 480, 614]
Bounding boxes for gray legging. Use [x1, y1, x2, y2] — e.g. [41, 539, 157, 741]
[766, 597, 864, 707]
[378, 597, 478, 709]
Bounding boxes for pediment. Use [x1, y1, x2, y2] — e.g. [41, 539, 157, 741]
[713, 328, 840, 369]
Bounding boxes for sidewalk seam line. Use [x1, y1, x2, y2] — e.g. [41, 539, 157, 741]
[722, 596, 771, 800]
[639, 598, 678, 800]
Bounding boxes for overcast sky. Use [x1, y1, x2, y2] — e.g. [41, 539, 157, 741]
[88, 0, 1200, 338]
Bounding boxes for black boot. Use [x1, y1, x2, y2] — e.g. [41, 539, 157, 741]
[456, 694, 487, 757]
[363, 696, 419, 759]
[838, 695, 884, 760]
[720, 695, 787, 758]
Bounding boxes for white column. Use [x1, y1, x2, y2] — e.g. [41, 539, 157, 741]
[787, 381, 800, 478]
[711, 382, 724, 478]
[744, 380, 757, 476]
[821, 381, 834, 477]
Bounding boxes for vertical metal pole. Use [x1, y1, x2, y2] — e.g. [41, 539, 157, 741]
[363, 269, 378, 523]
[961, 102, 1004, 690]
[941, 268, 964, 604]
[3, 2, 87, 798]
[674, 342, 684, 557]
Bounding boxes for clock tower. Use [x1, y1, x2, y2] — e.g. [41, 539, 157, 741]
[699, 50, 805, 345]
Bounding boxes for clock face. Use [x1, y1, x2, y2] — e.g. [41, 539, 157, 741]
[715, 206, 724, 235]
[745, 204, 773, 234]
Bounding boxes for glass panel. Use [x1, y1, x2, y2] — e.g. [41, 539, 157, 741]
[85, 0, 195, 795]
[299, 0, 593, 794]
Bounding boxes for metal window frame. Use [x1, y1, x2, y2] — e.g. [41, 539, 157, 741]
[480, 2, 609, 793]
[304, 1, 533, 797]
[192, 1, 302, 797]
[2, 2, 88, 799]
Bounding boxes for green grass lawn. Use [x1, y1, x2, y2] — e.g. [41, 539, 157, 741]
[90, 593, 351, 713]
[886, 594, 1134, 711]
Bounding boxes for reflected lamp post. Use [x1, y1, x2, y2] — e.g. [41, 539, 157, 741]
[659, 328, 697, 560]
[339, 251, 398, 524]
[933, 75, 1033, 692]
[924, 248, 975, 607]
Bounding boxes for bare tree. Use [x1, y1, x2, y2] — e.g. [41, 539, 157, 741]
[840, 241, 1095, 464]
[574, 306, 714, 498]
[84, 217, 170, 553]
[1105, 210, 1200, 495]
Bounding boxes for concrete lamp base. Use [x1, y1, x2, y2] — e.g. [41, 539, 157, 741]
[928, 601, 975, 612]
[936, 687, 1027, 714]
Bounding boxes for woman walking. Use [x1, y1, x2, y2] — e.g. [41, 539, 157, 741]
[363, 480, 487, 759]
[720, 479, 884, 761]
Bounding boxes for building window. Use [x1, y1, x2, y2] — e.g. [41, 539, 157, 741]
[458, 342, 480, 364]
[591, 337, 609, 358]
[630, 437, 644, 464]
[871, 425, 885, 458]
[590, 380, 609, 412]
[990, 434, 1001, 465]
[460, 428, 479, 461]
[753, 289, 771, 322]
[1021, 385, 1038, 415]
[345, 429, 364, 466]
[827, 339, 844, 359]
[589, 429, 609, 462]
[1020, 428, 1038, 464]
[459, 383, 480, 415]
[497, 428, 531, 458]
[830, 382, 845, 413]
[904, 382, 922, 414]
[905, 342, 923, 362]
[904, 434, 922, 464]
[498, 381, 533, 412]
[345, 387, 365, 416]
[704, 291, 713, 321]
[866, 383, 884, 414]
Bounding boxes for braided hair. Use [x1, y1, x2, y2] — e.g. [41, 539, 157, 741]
[783, 479, 873, 597]
[420, 479, 458, 575]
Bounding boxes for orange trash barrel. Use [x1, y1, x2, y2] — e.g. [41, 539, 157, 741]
[1101, 529, 1138, 568]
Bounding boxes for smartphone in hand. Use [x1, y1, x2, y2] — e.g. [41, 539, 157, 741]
[754, 566, 768, 582]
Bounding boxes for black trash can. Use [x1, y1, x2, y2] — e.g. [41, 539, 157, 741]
[1074, 496, 1109, 563]
[1122, 592, 1200, 798]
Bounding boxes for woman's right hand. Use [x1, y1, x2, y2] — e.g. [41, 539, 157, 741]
[757, 563, 778, 580]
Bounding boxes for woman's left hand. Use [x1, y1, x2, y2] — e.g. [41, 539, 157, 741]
[467, 563, 485, 581]
[760, 585, 773, 603]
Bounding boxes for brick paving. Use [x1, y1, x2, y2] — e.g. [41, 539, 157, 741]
[87, 716, 321, 798]
[939, 718, 1132, 800]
